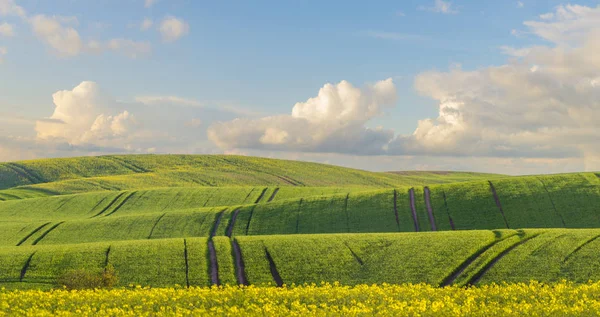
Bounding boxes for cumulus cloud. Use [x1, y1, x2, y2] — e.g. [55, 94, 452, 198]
[35, 81, 138, 146]
[0, 22, 14, 36]
[158, 16, 189, 42]
[29, 14, 83, 56]
[419, 0, 458, 14]
[206, 4, 600, 170]
[388, 4, 600, 169]
[208, 79, 398, 154]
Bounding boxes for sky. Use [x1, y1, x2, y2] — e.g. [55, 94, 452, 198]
[1, 0, 600, 175]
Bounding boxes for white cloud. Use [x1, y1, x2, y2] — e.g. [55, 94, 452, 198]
[0, 22, 14, 36]
[140, 17, 153, 31]
[0, 0, 26, 18]
[29, 14, 83, 56]
[419, 0, 458, 14]
[208, 79, 398, 154]
[35, 81, 138, 146]
[387, 4, 600, 162]
[158, 16, 189, 42]
[144, 0, 158, 8]
[517, 1, 524, 8]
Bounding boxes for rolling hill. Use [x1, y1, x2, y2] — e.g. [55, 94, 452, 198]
[0, 154, 599, 290]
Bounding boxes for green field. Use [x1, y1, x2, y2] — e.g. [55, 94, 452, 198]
[0, 154, 599, 289]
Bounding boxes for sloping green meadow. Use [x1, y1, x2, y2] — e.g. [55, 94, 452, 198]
[2, 230, 600, 289]
[0, 155, 599, 289]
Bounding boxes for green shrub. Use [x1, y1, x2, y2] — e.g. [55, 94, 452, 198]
[57, 265, 118, 290]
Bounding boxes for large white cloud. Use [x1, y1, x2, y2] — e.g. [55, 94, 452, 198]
[35, 81, 138, 146]
[208, 78, 398, 154]
[388, 4, 600, 170]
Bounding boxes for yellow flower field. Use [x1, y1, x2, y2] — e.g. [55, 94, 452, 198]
[1, 281, 600, 316]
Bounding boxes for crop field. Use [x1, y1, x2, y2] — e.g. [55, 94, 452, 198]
[3, 282, 600, 316]
[1, 154, 600, 315]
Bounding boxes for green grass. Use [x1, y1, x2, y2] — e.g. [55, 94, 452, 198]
[4, 230, 600, 288]
[2, 154, 600, 290]
[0, 154, 505, 193]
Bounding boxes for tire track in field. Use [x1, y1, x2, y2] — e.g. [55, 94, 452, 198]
[254, 188, 268, 204]
[408, 188, 420, 232]
[103, 191, 137, 217]
[241, 188, 256, 204]
[393, 190, 400, 231]
[103, 246, 111, 269]
[106, 156, 149, 173]
[207, 210, 225, 286]
[563, 234, 600, 263]
[466, 233, 540, 285]
[488, 181, 510, 229]
[226, 208, 241, 237]
[345, 242, 364, 265]
[244, 188, 268, 235]
[423, 187, 437, 231]
[16, 222, 51, 246]
[440, 232, 516, 286]
[31, 221, 64, 245]
[202, 189, 217, 208]
[211, 210, 226, 238]
[264, 247, 283, 287]
[91, 192, 126, 218]
[207, 240, 219, 286]
[4, 163, 45, 185]
[183, 240, 190, 288]
[267, 188, 280, 202]
[442, 190, 456, 230]
[537, 178, 567, 227]
[20, 252, 36, 282]
[231, 239, 248, 285]
[147, 213, 167, 239]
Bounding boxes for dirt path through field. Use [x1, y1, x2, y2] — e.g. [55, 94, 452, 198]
[208, 241, 219, 285]
[423, 187, 437, 231]
[231, 239, 248, 285]
[226, 209, 241, 237]
[409, 188, 419, 232]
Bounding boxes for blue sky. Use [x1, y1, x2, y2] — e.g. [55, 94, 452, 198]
[2, 0, 600, 174]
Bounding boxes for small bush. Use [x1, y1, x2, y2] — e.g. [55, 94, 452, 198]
[57, 265, 118, 290]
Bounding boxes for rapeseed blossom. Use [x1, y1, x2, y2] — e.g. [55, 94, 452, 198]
[1, 281, 600, 316]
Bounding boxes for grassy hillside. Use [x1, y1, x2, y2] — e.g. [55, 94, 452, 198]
[1, 154, 600, 290]
[2, 229, 600, 289]
[0, 154, 504, 195]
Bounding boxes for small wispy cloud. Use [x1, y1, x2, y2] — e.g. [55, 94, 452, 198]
[418, 0, 458, 14]
[517, 1, 524, 8]
[396, 11, 406, 17]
